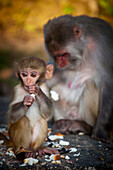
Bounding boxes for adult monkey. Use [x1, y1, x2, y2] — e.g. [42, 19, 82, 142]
[43, 15, 113, 143]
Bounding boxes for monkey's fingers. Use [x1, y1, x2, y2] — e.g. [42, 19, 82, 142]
[29, 86, 35, 94]
[24, 96, 34, 107]
[16, 147, 36, 160]
[37, 147, 59, 157]
[24, 101, 32, 107]
[25, 151, 36, 159]
[24, 95, 34, 103]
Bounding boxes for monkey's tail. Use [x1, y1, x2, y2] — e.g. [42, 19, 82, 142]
[0, 132, 13, 147]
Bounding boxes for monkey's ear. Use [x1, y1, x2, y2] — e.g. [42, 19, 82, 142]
[74, 25, 82, 38]
[45, 64, 54, 79]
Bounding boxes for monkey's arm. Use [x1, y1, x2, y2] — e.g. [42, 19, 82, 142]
[35, 84, 53, 120]
[7, 102, 27, 124]
[92, 79, 113, 143]
[7, 84, 28, 124]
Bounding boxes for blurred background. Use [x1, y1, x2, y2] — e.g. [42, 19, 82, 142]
[0, 0, 113, 96]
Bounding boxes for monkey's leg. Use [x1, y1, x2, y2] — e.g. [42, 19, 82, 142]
[8, 116, 32, 153]
[32, 118, 58, 156]
[92, 80, 113, 143]
[31, 118, 48, 150]
[0, 132, 13, 147]
[79, 80, 100, 126]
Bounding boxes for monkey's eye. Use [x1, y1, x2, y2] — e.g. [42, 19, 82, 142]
[21, 72, 28, 77]
[31, 72, 38, 77]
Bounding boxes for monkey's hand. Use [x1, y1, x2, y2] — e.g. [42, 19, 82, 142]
[29, 85, 36, 94]
[23, 95, 34, 108]
[35, 85, 43, 97]
[35, 85, 40, 93]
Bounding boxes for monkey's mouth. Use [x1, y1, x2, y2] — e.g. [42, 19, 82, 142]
[53, 51, 70, 68]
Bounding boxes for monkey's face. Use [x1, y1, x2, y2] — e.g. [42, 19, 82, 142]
[45, 40, 83, 71]
[44, 15, 84, 70]
[20, 68, 40, 87]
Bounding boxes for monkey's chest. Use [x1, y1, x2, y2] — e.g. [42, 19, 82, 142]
[53, 84, 85, 120]
[62, 84, 85, 103]
[26, 102, 42, 127]
[26, 102, 48, 146]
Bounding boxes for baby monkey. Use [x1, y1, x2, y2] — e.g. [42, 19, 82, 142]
[0, 57, 58, 159]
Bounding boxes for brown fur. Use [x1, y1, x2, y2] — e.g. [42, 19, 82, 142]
[0, 57, 54, 155]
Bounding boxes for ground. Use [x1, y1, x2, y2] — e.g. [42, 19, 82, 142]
[0, 96, 113, 170]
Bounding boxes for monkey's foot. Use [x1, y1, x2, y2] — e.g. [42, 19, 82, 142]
[53, 119, 92, 135]
[16, 147, 36, 160]
[53, 119, 72, 134]
[37, 147, 59, 157]
[91, 131, 112, 144]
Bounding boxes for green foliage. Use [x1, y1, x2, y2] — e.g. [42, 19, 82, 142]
[0, 50, 12, 69]
[0, 77, 17, 88]
[99, 0, 113, 15]
[63, 5, 74, 14]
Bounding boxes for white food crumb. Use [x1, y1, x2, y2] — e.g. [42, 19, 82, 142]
[59, 140, 69, 146]
[50, 154, 55, 161]
[45, 155, 49, 158]
[0, 140, 4, 145]
[73, 152, 80, 156]
[78, 132, 84, 135]
[30, 94, 35, 99]
[48, 135, 64, 141]
[45, 158, 51, 162]
[24, 158, 38, 165]
[5, 150, 15, 157]
[36, 152, 38, 156]
[50, 154, 60, 161]
[69, 147, 77, 152]
[52, 143, 61, 148]
[65, 155, 70, 160]
[20, 164, 26, 167]
[52, 160, 61, 164]
[0, 128, 7, 132]
[50, 90, 59, 101]
[61, 155, 65, 158]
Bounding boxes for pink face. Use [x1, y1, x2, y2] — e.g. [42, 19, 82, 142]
[56, 55, 69, 68]
[20, 68, 40, 87]
[53, 50, 69, 68]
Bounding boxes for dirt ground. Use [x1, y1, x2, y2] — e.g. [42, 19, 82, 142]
[0, 96, 113, 170]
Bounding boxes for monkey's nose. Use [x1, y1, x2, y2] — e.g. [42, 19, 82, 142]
[27, 78, 31, 84]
